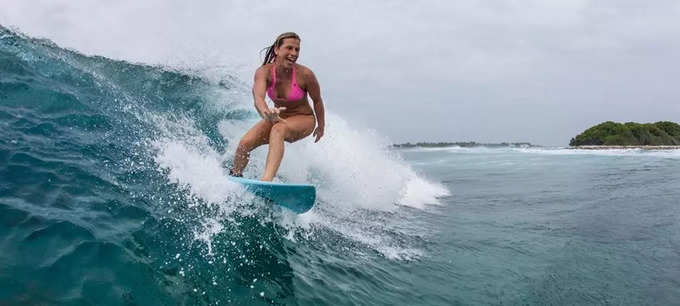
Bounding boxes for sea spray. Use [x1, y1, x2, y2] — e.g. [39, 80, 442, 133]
[1, 26, 450, 305]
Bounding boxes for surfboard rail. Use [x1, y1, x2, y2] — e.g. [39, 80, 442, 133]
[227, 176, 315, 213]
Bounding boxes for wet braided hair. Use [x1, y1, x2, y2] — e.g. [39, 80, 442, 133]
[261, 32, 300, 66]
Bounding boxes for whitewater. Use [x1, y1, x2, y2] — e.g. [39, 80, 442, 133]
[2, 27, 680, 305]
[0, 27, 450, 304]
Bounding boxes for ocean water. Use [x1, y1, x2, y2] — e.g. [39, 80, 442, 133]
[1, 26, 679, 305]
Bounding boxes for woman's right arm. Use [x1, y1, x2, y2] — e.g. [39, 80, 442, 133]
[252, 66, 270, 119]
[253, 66, 285, 122]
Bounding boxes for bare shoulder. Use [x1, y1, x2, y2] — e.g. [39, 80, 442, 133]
[296, 64, 317, 81]
[256, 64, 273, 75]
[255, 64, 274, 83]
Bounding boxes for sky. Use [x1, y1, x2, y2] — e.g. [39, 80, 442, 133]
[1, 0, 679, 146]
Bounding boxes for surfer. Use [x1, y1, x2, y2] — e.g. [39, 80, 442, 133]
[230, 32, 325, 181]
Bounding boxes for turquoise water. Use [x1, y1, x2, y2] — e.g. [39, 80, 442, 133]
[2, 26, 680, 305]
[401, 147, 680, 304]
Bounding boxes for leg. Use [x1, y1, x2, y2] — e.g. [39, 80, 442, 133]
[232, 120, 273, 176]
[260, 115, 316, 181]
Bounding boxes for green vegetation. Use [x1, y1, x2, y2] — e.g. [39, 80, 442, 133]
[570, 121, 680, 146]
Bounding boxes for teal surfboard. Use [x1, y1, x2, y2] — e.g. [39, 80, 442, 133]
[228, 176, 315, 213]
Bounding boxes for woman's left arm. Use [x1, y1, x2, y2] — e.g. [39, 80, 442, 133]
[306, 69, 325, 143]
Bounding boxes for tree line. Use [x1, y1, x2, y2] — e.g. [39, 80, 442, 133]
[570, 121, 680, 146]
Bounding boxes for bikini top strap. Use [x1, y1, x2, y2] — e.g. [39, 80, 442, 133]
[291, 65, 297, 85]
[271, 64, 277, 85]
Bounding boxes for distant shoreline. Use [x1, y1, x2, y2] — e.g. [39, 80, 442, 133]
[570, 145, 680, 150]
[391, 142, 534, 148]
[391, 143, 680, 150]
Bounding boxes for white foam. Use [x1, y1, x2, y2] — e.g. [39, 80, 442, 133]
[399, 174, 450, 209]
[219, 113, 450, 211]
[215, 111, 449, 259]
[193, 218, 224, 256]
[139, 72, 448, 260]
[291, 115, 448, 210]
[153, 139, 241, 206]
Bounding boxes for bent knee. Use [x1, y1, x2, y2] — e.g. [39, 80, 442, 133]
[270, 123, 288, 136]
[238, 136, 260, 151]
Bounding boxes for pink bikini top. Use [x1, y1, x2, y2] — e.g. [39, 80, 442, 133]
[267, 64, 306, 102]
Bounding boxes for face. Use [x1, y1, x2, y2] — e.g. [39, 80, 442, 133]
[274, 38, 300, 68]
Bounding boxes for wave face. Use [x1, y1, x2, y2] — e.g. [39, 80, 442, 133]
[0, 26, 447, 304]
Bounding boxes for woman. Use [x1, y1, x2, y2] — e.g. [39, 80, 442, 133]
[230, 32, 325, 181]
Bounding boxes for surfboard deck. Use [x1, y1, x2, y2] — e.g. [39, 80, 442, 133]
[227, 176, 315, 213]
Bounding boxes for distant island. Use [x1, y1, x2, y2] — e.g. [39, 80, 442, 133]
[570, 121, 680, 146]
[392, 142, 534, 148]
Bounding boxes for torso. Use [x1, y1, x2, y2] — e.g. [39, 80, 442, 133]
[265, 63, 314, 117]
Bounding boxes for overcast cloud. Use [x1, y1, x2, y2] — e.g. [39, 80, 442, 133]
[1, 0, 679, 145]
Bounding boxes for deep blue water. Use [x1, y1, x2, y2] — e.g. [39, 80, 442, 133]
[2, 26, 680, 305]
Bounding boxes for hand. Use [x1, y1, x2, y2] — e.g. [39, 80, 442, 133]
[313, 126, 324, 143]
